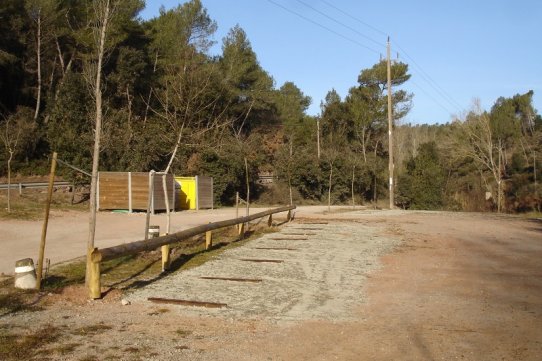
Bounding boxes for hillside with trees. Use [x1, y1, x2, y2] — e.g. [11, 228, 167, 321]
[1, 0, 540, 212]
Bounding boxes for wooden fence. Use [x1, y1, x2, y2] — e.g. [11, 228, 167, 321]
[97, 172, 176, 212]
[88, 205, 296, 299]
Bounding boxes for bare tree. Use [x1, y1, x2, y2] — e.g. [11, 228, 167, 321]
[0, 117, 23, 212]
[324, 147, 339, 212]
[458, 101, 505, 212]
[85, 0, 117, 284]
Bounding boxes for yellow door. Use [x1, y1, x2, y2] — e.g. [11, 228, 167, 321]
[175, 177, 196, 210]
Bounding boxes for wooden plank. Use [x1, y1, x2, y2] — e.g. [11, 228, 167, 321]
[97, 172, 129, 210]
[282, 232, 316, 236]
[148, 297, 227, 308]
[240, 259, 284, 263]
[200, 276, 262, 283]
[98, 171, 126, 177]
[254, 247, 297, 251]
[92, 205, 296, 262]
[197, 176, 213, 209]
[269, 237, 309, 240]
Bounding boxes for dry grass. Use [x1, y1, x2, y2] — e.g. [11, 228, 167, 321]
[0, 324, 61, 361]
[0, 189, 87, 220]
[72, 323, 113, 336]
[0, 286, 42, 316]
[1, 223, 280, 302]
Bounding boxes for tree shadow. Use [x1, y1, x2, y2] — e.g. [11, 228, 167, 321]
[525, 218, 542, 233]
[101, 231, 255, 296]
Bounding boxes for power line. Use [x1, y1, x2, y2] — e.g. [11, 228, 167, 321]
[321, 0, 388, 37]
[392, 41, 463, 112]
[320, 1, 463, 114]
[266, 0, 381, 55]
[294, 0, 385, 49]
[409, 78, 454, 115]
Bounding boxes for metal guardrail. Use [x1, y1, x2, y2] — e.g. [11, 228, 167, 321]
[0, 181, 72, 191]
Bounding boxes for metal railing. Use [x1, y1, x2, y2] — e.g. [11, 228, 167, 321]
[0, 181, 72, 191]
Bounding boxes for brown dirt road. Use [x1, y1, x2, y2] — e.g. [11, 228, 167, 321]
[1, 210, 541, 360]
[241, 212, 542, 361]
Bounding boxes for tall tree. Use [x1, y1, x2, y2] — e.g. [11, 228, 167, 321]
[220, 25, 274, 135]
[0, 0, 27, 114]
[86, 0, 117, 284]
[397, 141, 445, 209]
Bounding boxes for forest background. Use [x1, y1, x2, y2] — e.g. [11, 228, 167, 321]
[1, 0, 540, 213]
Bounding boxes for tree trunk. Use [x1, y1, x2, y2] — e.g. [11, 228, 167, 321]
[497, 140, 503, 213]
[351, 165, 355, 208]
[361, 127, 367, 163]
[33, 10, 42, 121]
[289, 137, 293, 205]
[373, 140, 379, 207]
[328, 161, 333, 212]
[86, 0, 111, 285]
[143, 51, 158, 127]
[245, 157, 250, 217]
[7, 151, 13, 213]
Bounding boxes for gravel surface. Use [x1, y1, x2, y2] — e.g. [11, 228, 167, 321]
[2, 210, 541, 360]
[126, 221, 400, 322]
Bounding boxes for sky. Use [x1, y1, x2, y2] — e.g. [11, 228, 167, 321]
[140, 0, 542, 124]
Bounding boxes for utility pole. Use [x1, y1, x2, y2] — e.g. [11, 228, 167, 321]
[387, 37, 394, 209]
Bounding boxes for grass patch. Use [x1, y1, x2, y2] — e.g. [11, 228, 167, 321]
[78, 356, 99, 361]
[520, 211, 542, 219]
[1, 222, 281, 304]
[43, 254, 140, 290]
[0, 288, 41, 316]
[72, 323, 112, 336]
[124, 346, 140, 353]
[148, 308, 170, 316]
[0, 190, 87, 221]
[51, 342, 82, 355]
[175, 329, 192, 337]
[0, 324, 61, 361]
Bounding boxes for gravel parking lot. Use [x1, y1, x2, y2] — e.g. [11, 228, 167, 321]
[127, 220, 400, 322]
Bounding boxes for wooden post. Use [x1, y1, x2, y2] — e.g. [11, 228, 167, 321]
[235, 192, 240, 232]
[89, 249, 101, 299]
[238, 222, 245, 237]
[205, 230, 212, 250]
[161, 244, 170, 271]
[387, 37, 395, 210]
[144, 170, 155, 240]
[161, 173, 171, 234]
[267, 214, 273, 227]
[36, 151, 57, 289]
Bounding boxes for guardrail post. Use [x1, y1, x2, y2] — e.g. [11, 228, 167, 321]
[287, 210, 292, 222]
[89, 248, 101, 299]
[86, 205, 296, 299]
[238, 222, 245, 237]
[161, 244, 170, 271]
[205, 230, 212, 250]
[267, 214, 273, 227]
[18, 183, 22, 195]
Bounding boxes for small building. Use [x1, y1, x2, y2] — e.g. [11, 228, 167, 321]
[175, 176, 213, 210]
[97, 172, 176, 213]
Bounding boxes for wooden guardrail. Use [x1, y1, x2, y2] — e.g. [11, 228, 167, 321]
[88, 205, 296, 299]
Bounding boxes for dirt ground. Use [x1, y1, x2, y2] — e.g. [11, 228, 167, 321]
[1, 209, 541, 360]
